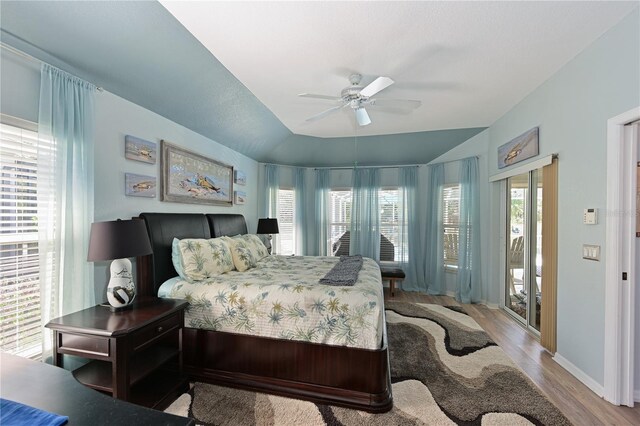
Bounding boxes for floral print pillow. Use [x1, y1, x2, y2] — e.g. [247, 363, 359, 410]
[173, 237, 234, 282]
[226, 234, 269, 272]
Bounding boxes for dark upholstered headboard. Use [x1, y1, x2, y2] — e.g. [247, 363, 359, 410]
[206, 213, 248, 237]
[137, 213, 248, 296]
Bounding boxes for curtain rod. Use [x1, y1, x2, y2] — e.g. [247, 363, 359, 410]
[1, 42, 104, 92]
[313, 164, 420, 171]
[263, 155, 479, 171]
[427, 155, 479, 167]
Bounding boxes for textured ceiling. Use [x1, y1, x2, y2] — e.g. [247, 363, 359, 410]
[0, 1, 636, 166]
[0, 1, 291, 160]
[161, 1, 637, 138]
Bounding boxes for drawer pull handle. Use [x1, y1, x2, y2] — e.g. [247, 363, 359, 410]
[157, 326, 164, 333]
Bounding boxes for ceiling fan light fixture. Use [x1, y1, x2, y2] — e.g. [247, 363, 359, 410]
[355, 107, 371, 126]
[300, 74, 416, 126]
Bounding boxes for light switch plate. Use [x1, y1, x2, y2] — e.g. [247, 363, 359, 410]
[583, 244, 600, 261]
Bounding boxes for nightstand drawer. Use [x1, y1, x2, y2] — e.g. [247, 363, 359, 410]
[131, 312, 181, 352]
[59, 333, 110, 358]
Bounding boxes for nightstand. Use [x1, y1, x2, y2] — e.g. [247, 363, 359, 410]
[45, 297, 189, 410]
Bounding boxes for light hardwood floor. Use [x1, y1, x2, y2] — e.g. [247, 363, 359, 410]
[385, 290, 640, 426]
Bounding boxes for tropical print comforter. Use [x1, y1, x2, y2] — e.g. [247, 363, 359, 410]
[163, 255, 384, 349]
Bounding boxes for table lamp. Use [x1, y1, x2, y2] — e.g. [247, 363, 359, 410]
[257, 218, 279, 254]
[87, 219, 153, 311]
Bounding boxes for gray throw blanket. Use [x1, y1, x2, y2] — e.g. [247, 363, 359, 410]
[319, 255, 364, 286]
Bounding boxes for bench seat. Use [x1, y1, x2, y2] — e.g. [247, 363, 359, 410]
[380, 266, 405, 297]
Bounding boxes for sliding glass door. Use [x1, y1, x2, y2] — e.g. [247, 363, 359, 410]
[505, 169, 543, 332]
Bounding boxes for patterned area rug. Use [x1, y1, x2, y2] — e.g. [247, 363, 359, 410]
[165, 302, 571, 425]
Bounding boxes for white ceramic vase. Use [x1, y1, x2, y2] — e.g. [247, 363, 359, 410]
[107, 258, 136, 308]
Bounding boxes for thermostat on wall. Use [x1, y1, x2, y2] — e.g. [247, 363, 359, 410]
[583, 208, 598, 225]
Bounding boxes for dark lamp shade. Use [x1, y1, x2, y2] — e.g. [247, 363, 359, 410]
[257, 218, 279, 235]
[87, 219, 153, 261]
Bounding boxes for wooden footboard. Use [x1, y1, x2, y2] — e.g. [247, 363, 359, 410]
[182, 326, 392, 413]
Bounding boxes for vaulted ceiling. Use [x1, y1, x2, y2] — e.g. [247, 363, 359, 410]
[1, 1, 636, 165]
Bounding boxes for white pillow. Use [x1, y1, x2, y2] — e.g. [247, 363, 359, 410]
[172, 237, 234, 282]
[224, 234, 269, 272]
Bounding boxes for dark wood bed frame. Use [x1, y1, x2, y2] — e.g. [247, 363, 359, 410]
[136, 213, 392, 413]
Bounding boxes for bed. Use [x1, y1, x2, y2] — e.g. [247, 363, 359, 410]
[136, 213, 392, 413]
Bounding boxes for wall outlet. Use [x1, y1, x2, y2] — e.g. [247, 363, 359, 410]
[582, 244, 600, 261]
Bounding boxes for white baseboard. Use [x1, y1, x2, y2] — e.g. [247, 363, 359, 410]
[553, 353, 604, 398]
[635, 389, 640, 402]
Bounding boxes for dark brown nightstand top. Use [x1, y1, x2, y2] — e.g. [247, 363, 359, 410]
[45, 297, 188, 337]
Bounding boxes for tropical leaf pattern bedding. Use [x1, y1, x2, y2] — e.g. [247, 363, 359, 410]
[164, 255, 384, 349]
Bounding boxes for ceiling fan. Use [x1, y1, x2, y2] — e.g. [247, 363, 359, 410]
[299, 74, 421, 126]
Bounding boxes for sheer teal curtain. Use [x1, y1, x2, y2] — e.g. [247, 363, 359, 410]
[263, 164, 279, 218]
[38, 64, 96, 361]
[456, 157, 481, 303]
[425, 163, 445, 295]
[314, 169, 330, 256]
[293, 167, 306, 255]
[261, 164, 279, 251]
[399, 166, 425, 291]
[350, 168, 380, 261]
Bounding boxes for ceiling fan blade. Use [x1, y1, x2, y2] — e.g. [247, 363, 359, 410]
[368, 98, 422, 109]
[305, 105, 344, 122]
[360, 76, 394, 98]
[299, 93, 343, 101]
[355, 107, 371, 126]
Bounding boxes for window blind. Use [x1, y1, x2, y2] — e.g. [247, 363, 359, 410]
[0, 122, 44, 360]
[379, 189, 404, 262]
[277, 189, 295, 255]
[442, 184, 460, 266]
[329, 190, 351, 256]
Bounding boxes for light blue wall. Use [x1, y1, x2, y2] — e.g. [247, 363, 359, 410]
[93, 92, 259, 300]
[486, 9, 640, 385]
[268, 128, 486, 167]
[0, 52, 260, 303]
[0, 49, 39, 121]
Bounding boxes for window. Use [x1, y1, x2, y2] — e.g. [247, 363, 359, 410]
[379, 189, 406, 263]
[328, 190, 351, 256]
[0, 122, 43, 360]
[276, 189, 295, 255]
[328, 188, 407, 262]
[442, 184, 460, 267]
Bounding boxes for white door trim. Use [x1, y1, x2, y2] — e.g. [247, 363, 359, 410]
[604, 106, 639, 406]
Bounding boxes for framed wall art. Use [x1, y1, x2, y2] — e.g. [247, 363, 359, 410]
[234, 190, 246, 205]
[497, 127, 539, 169]
[125, 173, 156, 198]
[125, 135, 157, 164]
[161, 140, 233, 206]
[234, 170, 247, 186]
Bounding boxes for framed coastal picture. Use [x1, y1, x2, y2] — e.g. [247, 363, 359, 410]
[161, 140, 233, 206]
[125, 173, 156, 198]
[234, 190, 246, 205]
[497, 127, 539, 169]
[125, 135, 157, 164]
[234, 170, 247, 186]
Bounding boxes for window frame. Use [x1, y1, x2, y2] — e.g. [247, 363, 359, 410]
[442, 183, 461, 270]
[0, 116, 44, 360]
[276, 187, 296, 255]
[328, 186, 408, 263]
[328, 188, 352, 257]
